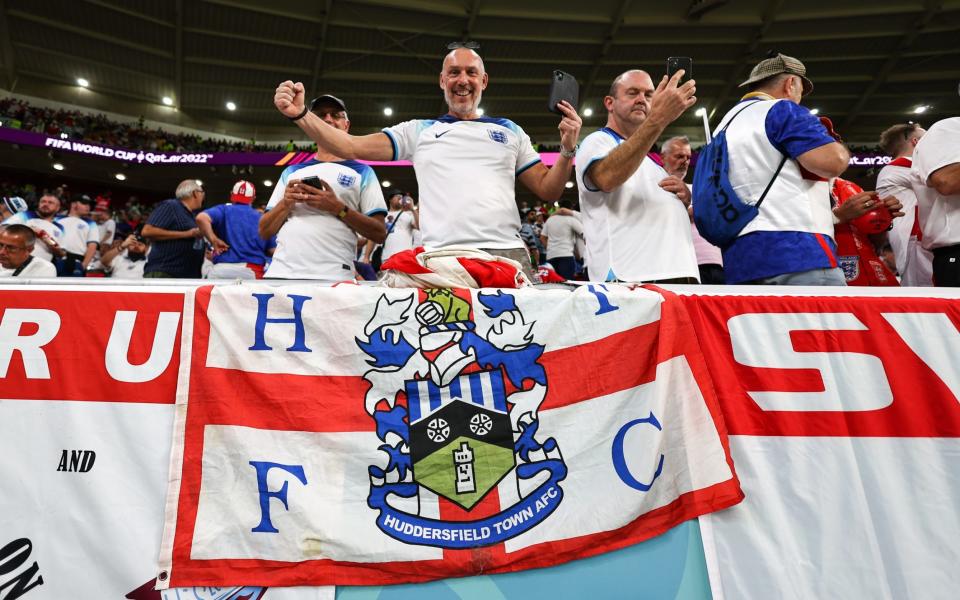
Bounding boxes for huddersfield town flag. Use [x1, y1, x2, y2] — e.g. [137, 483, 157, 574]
[158, 284, 742, 587]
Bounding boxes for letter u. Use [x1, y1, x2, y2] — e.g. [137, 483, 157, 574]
[105, 311, 180, 383]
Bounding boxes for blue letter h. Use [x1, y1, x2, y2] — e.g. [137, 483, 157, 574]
[248, 293, 312, 352]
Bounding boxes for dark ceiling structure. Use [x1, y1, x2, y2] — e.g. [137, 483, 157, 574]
[1, 0, 958, 147]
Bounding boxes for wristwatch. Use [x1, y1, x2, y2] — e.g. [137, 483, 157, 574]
[336, 205, 350, 220]
[560, 145, 577, 159]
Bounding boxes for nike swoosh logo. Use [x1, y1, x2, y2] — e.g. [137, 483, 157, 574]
[435, 130, 451, 138]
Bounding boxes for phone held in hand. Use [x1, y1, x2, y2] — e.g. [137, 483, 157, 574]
[299, 175, 323, 189]
[666, 57, 693, 84]
[548, 70, 579, 115]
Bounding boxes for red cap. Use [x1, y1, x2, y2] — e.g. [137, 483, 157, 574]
[93, 198, 111, 213]
[231, 180, 255, 204]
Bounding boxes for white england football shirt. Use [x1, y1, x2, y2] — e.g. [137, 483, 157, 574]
[381, 209, 417, 261]
[576, 128, 698, 282]
[265, 158, 387, 280]
[3, 211, 64, 262]
[383, 115, 541, 250]
[911, 117, 960, 249]
[541, 213, 583, 260]
[56, 216, 100, 255]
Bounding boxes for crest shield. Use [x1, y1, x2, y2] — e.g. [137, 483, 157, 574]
[407, 370, 515, 510]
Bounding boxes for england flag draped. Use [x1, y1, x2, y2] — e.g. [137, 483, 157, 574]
[158, 284, 742, 588]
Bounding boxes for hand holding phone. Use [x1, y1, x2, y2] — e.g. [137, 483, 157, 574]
[298, 175, 322, 189]
[666, 57, 693, 85]
[548, 70, 579, 115]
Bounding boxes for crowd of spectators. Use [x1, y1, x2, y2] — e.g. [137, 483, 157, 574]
[0, 97, 309, 153]
[3, 47, 958, 286]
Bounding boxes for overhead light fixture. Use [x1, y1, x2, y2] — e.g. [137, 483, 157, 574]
[583, 108, 593, 117]
[76, 78, 89, 88]
[694, 108, 707, 117]
[195, 179, 203, 186]
[381, 180, 392, 188]
[263, 179, 273, 187]
[564, 181, 574, 189]
[226, 101, 237, 111]
[477, 107, 485, 116]
[162, 96, 174, 106]
[115, 173, 127, 181]
[383, 107, 393, 116]
[59, 133, 68, 139]
[913, 105, 929, 114]
[810, 108, 820, 115]
[53, 163, 65, 171]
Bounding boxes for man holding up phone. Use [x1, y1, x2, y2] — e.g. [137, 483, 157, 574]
[259, 94, 388, 280]
[575, 68, 699, 283]
[274, 47, 581, 281]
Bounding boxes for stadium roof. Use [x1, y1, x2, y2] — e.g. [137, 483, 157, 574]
[2, 0, 959, 147]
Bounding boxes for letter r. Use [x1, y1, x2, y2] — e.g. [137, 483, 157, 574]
[0, 309, 61, 378]
[249, 461, 308, 534]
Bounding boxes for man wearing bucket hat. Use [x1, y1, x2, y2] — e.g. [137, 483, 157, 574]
[714, 52, 852, 285]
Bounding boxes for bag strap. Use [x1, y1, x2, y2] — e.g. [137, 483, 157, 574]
[755, 154, 788, 210]
[718, 98, 787, 210]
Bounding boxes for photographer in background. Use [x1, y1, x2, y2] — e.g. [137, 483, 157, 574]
[101, 232, 150, 279]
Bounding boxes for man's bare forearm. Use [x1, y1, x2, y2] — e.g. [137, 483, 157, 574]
[589, 117, 667, 192]
[258, 205, 290, 239]
[346, 211, 387, 244]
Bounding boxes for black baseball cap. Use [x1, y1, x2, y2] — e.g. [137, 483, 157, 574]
[310, 94, 347, 113]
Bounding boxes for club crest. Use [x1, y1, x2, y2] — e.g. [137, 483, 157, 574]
[356, 289, 566, 548]
[337, 173, 357, 187]
[488, 129, 508, 144]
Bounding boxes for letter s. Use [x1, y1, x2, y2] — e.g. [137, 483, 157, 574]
[728, 313, 892, 412]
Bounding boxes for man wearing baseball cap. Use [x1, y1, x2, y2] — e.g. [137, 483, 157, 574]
[711, 52, 851, 285]
[196, 180, 277, 279]
[259, 94, 388, 280]
[1, 196, 27, 222]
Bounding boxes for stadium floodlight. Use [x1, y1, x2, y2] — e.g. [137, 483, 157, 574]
[76, 78, 89, 88]
[226, 101, 237, 111]
[53, 163, 65, 171]
[810, 108, 820, 115]
[477, 107, 485, 116]
[694, 108, 707, 117]
[381, 180, 392, 188]
[583, 108, 593, 117]
[162, 96, 174, 106]
[383, 107, 393, 116]
[564, 181, 574, 189]
[263, 180, 273, 187]
[115, 173, 127, 181]
[913, 105, 929, 114]
[195, 179, 203, 186]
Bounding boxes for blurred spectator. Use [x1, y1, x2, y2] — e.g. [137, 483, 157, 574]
[101, 232, 150, 279]
[115, 205, 143, 240]
[3, 192, 65, 263]
[0, 224, 57, 277]
[876, 122, 933, 286]
[87, 197, 117, 275]
[910, 117, 960, 287]
[56, 194, 99, 276]
[519, 209, 542, 266]
[576, 69, 698, 283]
[714, 54, 849, 286]
[363, 188, 419, 272]
[831, 178, 901, 286]
[664, 135, 725, 284]
[141, 179, 206, 278]
[196, 180, 276, 279]
[1, 196, 27, 222]
[540, 199, 582, 279]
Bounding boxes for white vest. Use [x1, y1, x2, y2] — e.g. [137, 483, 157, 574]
[716, 99, 833, 237]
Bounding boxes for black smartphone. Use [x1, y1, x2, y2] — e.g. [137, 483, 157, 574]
[667, 57, 693, 84]
[548, 70, 579, 115]
[299, 176, 323, 189]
